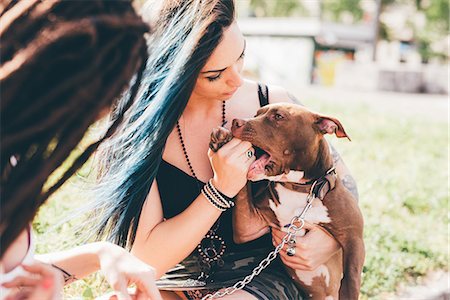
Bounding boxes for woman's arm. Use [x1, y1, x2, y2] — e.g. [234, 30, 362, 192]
[130, 180, 222, 278]
[36, 242, 108, 281]
[330, 143, 359, 201]
[36, 242, 162, 299]
[131, 138, 255, 278]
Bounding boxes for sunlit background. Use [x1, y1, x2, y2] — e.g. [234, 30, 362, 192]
[35, 1, 449, 299]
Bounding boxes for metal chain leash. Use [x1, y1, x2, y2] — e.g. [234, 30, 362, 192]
[201, 182, 318, 300]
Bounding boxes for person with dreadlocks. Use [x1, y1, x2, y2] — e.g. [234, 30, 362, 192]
[0, 1, 162, 299]
[93, 0, 359, 299]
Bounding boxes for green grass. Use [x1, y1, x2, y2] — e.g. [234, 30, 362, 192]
[34, 96, 448, 299]
[309, 98, 448, 299]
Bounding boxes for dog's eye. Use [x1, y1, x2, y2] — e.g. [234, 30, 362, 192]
[274, 113, 284, 120]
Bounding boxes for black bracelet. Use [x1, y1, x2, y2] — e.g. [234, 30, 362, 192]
[207, 180, 235, 207]
[51, 264, 77, 284]
[201, 188, 228, 211]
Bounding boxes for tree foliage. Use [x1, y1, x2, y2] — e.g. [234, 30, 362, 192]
[322, 0, 364, 23]
[249, 0, 306, 17]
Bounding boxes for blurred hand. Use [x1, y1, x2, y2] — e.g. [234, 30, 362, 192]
[272, 223, 340, 271]
[208, 138, 255, 197]
[96, 286, 163, 300]
[2, 262, 64, 300]
[98, 243, 162, 300]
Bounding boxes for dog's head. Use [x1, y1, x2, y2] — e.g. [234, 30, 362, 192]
[231, 103, 350, 181]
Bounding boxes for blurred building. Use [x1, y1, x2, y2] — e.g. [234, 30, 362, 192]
[237, 0, 448, 94]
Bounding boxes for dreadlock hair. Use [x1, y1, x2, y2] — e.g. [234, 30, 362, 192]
[0, 0, 149, 256]
[91, 0, 235, 248]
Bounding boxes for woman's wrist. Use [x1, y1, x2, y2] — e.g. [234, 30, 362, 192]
[92, 241, 114, 270]
[211, 178, 237, 198]
[202, 179, 235, 211]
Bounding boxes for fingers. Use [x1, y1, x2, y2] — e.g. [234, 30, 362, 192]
[22, 263, 56, 277]
[230, 143, 253, 160]
[135, 279, 162, 300]
[113, 280, 131, 300]
[279, 254, 312, 270]
[214, 138, 252, 157]
[3, 263, 63, 300]
[2, 275, 40, 288]
[207, 138, 252, 160]
[215, 137, 245, 153]
[135, 282, 162, 300]
[271, 228, 319, 271]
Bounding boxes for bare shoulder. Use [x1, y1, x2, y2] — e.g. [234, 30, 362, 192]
[229, 80, 303, 119]
[229, 79, 260, 118]
[267, 84, 303, 105]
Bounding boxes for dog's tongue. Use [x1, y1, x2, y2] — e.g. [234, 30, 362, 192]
[248, 153, 270, 179]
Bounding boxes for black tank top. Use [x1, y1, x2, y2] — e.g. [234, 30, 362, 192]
[156, 83, 270, 252]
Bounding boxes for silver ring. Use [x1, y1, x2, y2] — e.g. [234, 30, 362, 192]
[246, 150, 253, 159]
[288, 237, 296, 246]
[286, 246, 296, 257]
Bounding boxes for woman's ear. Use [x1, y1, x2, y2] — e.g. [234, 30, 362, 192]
[314, 115, 351, 141]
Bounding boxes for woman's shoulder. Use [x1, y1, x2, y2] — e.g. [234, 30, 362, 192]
[230, 80, 301, 118]
[238, 79, 299, 105]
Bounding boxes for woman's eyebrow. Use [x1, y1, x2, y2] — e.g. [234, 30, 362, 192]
[201, 40, 246, 74]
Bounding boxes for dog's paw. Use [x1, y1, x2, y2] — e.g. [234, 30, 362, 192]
[209, 126, 233, 152]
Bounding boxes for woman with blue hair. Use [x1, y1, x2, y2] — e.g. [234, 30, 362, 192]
[94, 0, 358, 299]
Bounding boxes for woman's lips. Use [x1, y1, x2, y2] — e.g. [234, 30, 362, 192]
[223, 88, 237, 96]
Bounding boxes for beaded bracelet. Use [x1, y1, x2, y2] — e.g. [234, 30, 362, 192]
[201, 188, 228, 211]
[201, 179, 235, 211]
[206, 179, 235, 207]
[205, 183, 231, 209]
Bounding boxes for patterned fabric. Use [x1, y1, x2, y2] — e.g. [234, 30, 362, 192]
[157, 247, 304, 300]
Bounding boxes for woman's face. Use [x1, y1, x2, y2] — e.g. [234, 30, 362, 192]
[192, 21, 245, 101]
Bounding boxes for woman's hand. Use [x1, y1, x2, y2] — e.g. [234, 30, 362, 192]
[2, 262, 64, 300]
[97, 243, 162, 300]
[271, 223, 340, 271]
[208, 138, 255, 197]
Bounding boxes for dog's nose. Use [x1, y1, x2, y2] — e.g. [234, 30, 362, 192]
[232, 119, 246, 128]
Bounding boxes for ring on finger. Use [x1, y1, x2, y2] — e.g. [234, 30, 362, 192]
[286, 246, 296, 257]
[286, 237, 296, 257]
[246, 149, 254, 159]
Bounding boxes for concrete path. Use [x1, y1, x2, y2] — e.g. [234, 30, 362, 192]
[395, 271, 449, 300]
[288, 85, 448, 122]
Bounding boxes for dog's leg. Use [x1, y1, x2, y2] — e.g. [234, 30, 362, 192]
[232, 183, 269, 244]
[209, 126, 270, 244]
[320, 183, 364, 300]
[338, 237, 365, 300]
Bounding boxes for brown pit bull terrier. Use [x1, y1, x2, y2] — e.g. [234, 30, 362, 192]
[209, 103, 365, 300]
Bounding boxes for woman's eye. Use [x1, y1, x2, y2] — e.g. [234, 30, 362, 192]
[239, 51, 246, 60]
[207, 73, 222, 82]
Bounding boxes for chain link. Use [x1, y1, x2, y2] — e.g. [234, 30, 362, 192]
[201, 192, 316, 300]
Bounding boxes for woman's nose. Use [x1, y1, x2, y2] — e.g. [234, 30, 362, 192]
[227, 64, 243, 88]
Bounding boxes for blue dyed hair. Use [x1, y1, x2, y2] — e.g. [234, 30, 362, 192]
[91, 0, 235, 248]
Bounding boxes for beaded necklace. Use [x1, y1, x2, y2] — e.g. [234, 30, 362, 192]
[175, 101, 227, 275]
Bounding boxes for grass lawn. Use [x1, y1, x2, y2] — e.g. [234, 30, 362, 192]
[34, 90, 448, 299]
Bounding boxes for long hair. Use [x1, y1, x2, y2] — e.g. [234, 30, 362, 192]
[0, 0, 149, 255]
[93, 0, 235, 248]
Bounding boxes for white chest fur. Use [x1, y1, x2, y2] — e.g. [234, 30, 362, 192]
[268, 183, 331, 234]
[268, 184, 335, 291]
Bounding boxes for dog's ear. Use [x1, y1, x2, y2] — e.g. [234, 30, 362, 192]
[314, 115, 351, 141]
